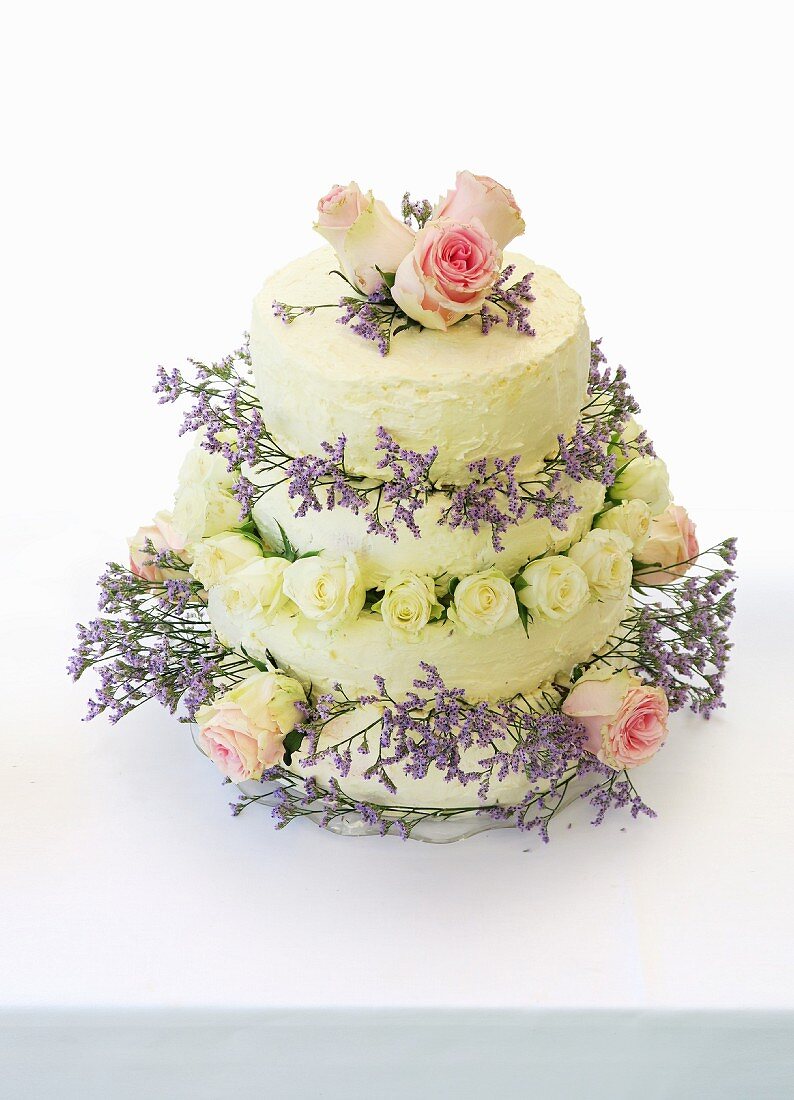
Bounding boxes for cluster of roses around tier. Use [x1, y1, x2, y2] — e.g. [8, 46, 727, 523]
[313, 170, 525, 330]
[128, 416, 697, 787]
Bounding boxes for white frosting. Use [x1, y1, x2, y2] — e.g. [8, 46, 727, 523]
[208, 587, 630, 703]
[251, 248, 590, 484]
[252, 475, 605, 588]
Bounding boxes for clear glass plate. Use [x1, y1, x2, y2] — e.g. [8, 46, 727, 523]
[236, 774, 591, 844]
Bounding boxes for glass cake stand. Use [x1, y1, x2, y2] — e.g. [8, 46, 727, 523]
[235, 773, 592, 844]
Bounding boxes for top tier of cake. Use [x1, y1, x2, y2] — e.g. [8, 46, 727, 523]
[250, 248, 590, 485]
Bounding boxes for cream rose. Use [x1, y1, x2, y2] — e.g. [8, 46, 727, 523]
[189, 532, 262, 590]
[196, 671, 306, 782]
[128, 511, 187, 582]
[282, 553, 366, 631]
[594, 500, 652, 555]
[448, 568, 518, 636]
[568, 529, 633, 601]
[634, 504, 699, 586]
[373, 572, 442, 641]
[314, 185, 415, 295]
[610, 455, 671, 516]
[433, 171, 525, 250]
[171, 439, 242, 545]
[391, 217, 502, 331]
[516, 555, 590, 623]
[213, 556, 291, 623]
[562, 669, 669, 770]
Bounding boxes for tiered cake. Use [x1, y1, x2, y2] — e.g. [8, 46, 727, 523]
[71, 172, 737, 840]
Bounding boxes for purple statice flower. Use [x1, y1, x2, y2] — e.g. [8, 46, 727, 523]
[483, 265, 536, 336]
[286, 434, 367, 520]
[372, 427, 438, 541]
[337, 297, 390, 356]
[302, 662, 591, 826]
[439, 455, 527, 552]
[159, 579, 192, 614]
[555, 421, 617, 489]
[579, 757, 657, 826]
[580, 540, 738, 719]
[285, 428, 436, 542]
[480, 304, 502, 334]
[720, 537, 738, 566]
[272, 301, 319, 325]
[153, 365, 183, 403]
[232, 475, 257, 521]
[585, 339, 653, 456]
[401, 192, 433, 228]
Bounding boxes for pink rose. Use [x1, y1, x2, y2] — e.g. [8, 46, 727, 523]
[196, 672, 306, 783]
[433, 170, 525, 250]
[634, 504, 699, 586]
[128, 511, 186, 582]
[562, 669, 669, 769]
[314, 184, 415, 295]
[391, 218, 502, 330]
[314, 182, 368, 251]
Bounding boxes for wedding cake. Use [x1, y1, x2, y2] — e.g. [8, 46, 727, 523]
[70, 172, 737, 841]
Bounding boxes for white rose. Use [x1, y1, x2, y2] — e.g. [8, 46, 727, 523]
[282, 553, 366, 631]
[448, 568, 518, 636]
[214, 557, 291, 624]
[517, 556, 590, 622]
[172, 439, 242, 544]
[189, 532, 263, 590]
[568, 529, 633, 601]
[594, 499, 652, 555]
[373, 572, 442, 641]
[610, 455, 671, 516]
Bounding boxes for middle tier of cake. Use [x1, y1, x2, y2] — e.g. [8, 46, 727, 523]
[251, 475, 605, 589]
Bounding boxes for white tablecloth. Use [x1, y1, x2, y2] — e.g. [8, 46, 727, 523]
[2, 509, 793, 1098]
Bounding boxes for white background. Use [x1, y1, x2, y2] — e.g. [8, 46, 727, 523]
[2, 2, 793, 1097]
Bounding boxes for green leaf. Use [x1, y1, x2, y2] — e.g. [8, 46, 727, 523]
[275, 520, 297, 562]
[282, 727, 305, 767]
[513, 574, 529, 593]
[238, 528, 264, 549]
[329, 269, 365, 296]
[517, 601, 532, 638]
[241, 646, 270, 673]
[375, 266, 396, 290]
[447, 576, 460, 598]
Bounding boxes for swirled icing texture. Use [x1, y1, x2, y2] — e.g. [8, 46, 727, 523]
[251, 248, 590, 485]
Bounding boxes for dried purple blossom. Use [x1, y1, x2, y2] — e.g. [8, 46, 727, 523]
[401, 193, 433, 228]
[285, 428, 437, 542]
[69, 562, 251, 725]
[481, 265, 536, 335]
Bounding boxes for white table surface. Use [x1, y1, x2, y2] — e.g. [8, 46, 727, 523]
[2, 508, 793, 1098]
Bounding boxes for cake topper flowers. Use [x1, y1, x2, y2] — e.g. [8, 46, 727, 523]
[272, 171, 536, 354]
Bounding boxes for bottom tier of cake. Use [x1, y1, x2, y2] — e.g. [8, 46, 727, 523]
[236, 766, 594, 843]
